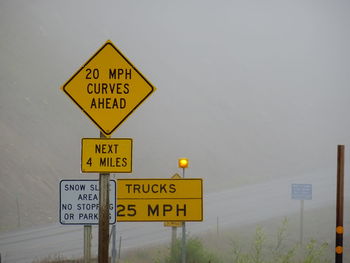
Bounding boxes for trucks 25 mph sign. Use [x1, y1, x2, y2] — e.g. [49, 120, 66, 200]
[117, 179, 203, 222]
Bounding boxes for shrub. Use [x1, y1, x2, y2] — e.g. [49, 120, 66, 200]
[230, 218, 331, 263]
[163, 236, 222, 263]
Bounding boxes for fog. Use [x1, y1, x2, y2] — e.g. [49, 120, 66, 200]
[0, 0, 349, 254]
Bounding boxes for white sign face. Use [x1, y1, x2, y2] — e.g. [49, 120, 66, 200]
[291, 184, 312, 200]
[59, 180, 116, 225]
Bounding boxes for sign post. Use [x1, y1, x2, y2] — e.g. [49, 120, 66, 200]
[336, 145, 345, 263]
[164, 174, 183, 260]
[98, 133, 110, 263]
[291, 183, 312, 244]
[178, 158, 189, 263]
[84, 225, 92, 263]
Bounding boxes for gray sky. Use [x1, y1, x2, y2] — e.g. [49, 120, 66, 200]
[1, 0, 350, 228]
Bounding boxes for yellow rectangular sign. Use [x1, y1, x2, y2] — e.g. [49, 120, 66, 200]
[117, 199, 202, 222]
[81, 138, 132, 173]
[117, 179, 203, 222]
[118, 179, 202, 199]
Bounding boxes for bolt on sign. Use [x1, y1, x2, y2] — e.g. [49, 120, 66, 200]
[164, 221, 183, 227]
[81, 138, 132, 173]
[116, 179, 203, 222]
[59, 180, 116, 225]
[61, 40, 156, 135]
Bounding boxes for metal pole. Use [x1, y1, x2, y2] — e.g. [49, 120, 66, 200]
[181, 167, 186, 263]
[300, 200, 304, 245]
[336, 145, 344, 263]
[16, 196, 21, 228]
[98, 131, 110, 263]
[111, 224, 117, 263]
[171, 226, 177, 260]
[117, 235, 122, 262]
[84, 225, 92, 263]
[217, 216, 219, 236]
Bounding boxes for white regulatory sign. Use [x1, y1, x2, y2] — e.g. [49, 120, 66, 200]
[291, 184, 312, 200]
[59, 179, 116, 225]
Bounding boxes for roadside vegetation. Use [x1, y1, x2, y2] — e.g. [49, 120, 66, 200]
[36, 218, 332, 263]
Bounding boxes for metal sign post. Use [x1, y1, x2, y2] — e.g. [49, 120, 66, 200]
[299, 199, 304, 245]
[84, 225, 92, 263]
[98, 132, 110, 263]
[111, 224, 117, 263]
[178, 158, 188, 263]
[291, 183, 312, 245]
[181, 167, 186, 263]
[335, 145, 344, 262]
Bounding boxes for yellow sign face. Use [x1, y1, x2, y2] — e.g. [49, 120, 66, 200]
[81, 138, 132, 173]
[164, 221, 183, 227]
[61, 41, 156, 135]
[117, 179, 203, 222]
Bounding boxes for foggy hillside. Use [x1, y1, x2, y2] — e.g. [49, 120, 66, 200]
[1, 0, 350, 231]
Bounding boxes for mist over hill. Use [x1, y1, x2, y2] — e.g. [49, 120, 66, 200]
[1, 0, 350, 230]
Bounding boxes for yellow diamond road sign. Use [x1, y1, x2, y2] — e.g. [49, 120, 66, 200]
[61, 41, 156, 135]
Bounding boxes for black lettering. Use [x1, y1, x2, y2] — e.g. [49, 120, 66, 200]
[86, 68, 99, 79]
[95, 144, 101, 153]
[64, 184, 86, 191]
[124, 83, 130, 94]
[169, 184, 176, 193]
[87, 83, 93, 94]
[90, 184, 98, 191]
[116, 83, 123, 94]
[104, 98, 111, 108]
[176, 204, 186, 216]
[125, 69, 132, 79]
[78, 194, 86, 200]
[163, 204, 172, 216]
[148, 204, 159, 216]
[109, 68, 132, 80]
[142, 184, 150, 193]
[159, 184, 167, 193]
[120, 98, 126, 108]
[100, 157, 107, 166]
[134, 184, 141, 193]
[62, 204, 72, 210]
[101, 83, 108, 94]
[151, 184, 158, 193]
[109, 69, 117, 79]
[117, 69, 124, 79]
[117, 205, 125, 216]
[126, 184, 132, 193]
[90, 98, 97, 108]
